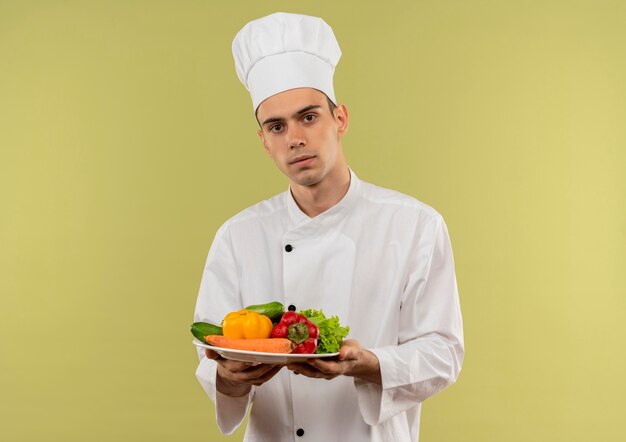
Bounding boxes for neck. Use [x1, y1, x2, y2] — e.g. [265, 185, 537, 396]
[290, 165, 351, 218]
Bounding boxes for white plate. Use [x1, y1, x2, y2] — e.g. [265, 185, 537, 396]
[193, 339, 340, 364]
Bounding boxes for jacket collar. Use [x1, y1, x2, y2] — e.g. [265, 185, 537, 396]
[285, 168, 360, 234]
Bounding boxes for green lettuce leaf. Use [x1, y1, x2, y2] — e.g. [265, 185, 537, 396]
[299, 308, 350, 354]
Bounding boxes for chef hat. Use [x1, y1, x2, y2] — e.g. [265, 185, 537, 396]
[232, 12, 342, 111]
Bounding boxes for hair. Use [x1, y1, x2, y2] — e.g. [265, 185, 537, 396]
[326, 95, 337, 113]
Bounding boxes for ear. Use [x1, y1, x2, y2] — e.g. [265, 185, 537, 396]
[257, 129, 271, 155]
[335, 104, 349, 138]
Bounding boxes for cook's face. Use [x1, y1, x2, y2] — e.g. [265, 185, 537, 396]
[256, 88, 348, 187]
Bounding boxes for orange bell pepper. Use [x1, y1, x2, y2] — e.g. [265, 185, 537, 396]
[222, 309, 273, 339]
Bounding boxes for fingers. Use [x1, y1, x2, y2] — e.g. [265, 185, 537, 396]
[239, 363, 279, 379]
[285, 344, 363, 379]
[205, 350, 259, 370]
[286, 362, 340, 380]
[306, 359, 339, 373]
[226, 364, 281, 385]
[205, 349, 220, 360]
[339, 339, 360, 361]
[219, 358, 256, 373]
[247, 365, 283, 386]
[204, 350, 260, 369]
[218, 361, 283, 386]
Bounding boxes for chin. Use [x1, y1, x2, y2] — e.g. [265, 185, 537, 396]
[291, 170, 323, 187]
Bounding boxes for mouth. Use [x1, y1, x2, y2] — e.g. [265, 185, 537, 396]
[289, 155, 316, 165]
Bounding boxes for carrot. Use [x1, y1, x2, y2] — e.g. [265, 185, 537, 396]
[205, 335, 294, 353]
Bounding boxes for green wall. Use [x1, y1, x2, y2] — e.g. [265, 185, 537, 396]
[1, 1, 624, 440]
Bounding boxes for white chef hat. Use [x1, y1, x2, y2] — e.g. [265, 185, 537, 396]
[232, 12, 342, 111]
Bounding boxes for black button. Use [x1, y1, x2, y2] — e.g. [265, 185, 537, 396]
[296, 428, 304, 437]
[285, 244, 293, 252]
[288, 304, 296, 311]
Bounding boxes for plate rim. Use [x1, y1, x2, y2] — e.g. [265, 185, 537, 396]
[192, 339, 340, 359]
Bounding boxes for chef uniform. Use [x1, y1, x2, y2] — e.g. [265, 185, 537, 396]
[194, 13, 464, 442]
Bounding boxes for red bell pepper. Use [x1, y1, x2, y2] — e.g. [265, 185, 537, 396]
[271, 312, 319, 354]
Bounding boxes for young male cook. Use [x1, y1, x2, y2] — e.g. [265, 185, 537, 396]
[194, 12, 464, 441]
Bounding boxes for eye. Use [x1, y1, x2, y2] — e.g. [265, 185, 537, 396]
[303, 114, 316, 123]
[269, 124, 283, 133]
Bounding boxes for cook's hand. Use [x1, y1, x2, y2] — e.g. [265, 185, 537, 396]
[285, 339, 381, 384]
[205, 349, 283, 397]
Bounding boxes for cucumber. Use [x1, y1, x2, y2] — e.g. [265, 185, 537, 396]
[191, 322, 222, 342]
[245, 301, 284, 321]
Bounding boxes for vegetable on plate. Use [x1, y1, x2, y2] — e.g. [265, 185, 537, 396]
[191, 322, 223, 341]
[270, 311, 319, 354]
[244, 301, 285, 321]
[190, 302, 350, 355]
[222, 309, 273, 339]
[299, 309, 350, 354]
[205, 335, 293, 353]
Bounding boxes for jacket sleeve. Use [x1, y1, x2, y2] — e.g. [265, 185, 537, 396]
[194, 224, 254, 435]
[354, 215, 464, 425]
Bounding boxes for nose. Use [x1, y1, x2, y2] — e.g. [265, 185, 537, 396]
[288, 125, 306, 149]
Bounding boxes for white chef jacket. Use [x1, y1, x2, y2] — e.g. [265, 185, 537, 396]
[194, 169, 464, 442]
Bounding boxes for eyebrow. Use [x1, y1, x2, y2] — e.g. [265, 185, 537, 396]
[261, 105, 322, 127]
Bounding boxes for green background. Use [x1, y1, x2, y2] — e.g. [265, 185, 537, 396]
[1, 1, 624, 440]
